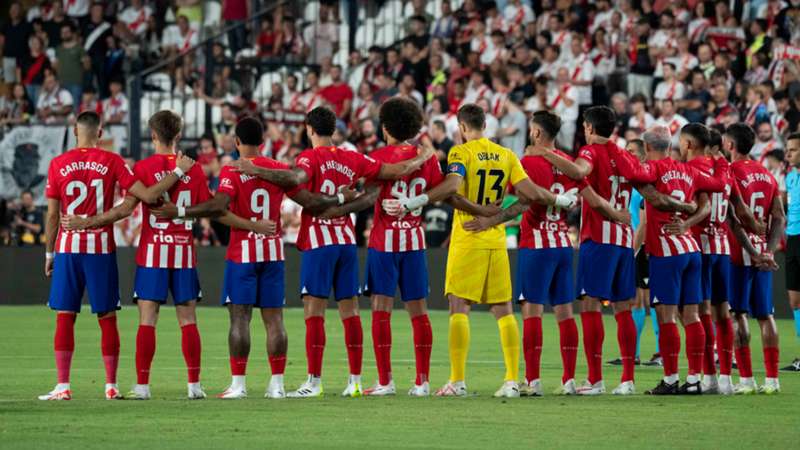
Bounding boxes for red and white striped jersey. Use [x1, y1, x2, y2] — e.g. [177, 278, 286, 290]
[134, 154, 212, 269]
[289, 146, 383, 251]
[519, 151, 577, 249]
[687, 156, 731, 255]
[577, 142, 634, 248]
[46, 147, 137, 254]
[218, 157, 287, 263]
[728, 159, 779, 266]
[368, 145, 443, 252]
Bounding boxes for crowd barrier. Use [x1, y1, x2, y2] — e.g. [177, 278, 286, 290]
[0, 247, 793, 319]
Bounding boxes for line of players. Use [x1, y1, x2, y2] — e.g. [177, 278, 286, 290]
[37, 97, 790, 400]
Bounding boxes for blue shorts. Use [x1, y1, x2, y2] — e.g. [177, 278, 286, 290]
[221, 260, 286, 308]
[517, 247, 574, 306]
[300, 245, 359, 301]
[48, 253, 120, 314]
[133, 267, 201, 305]
[363, 248, 429, 301]
[729, 265, 774, 319]
[576, 240, 635, 302]
[701, 254, 731, 305]
[649, 253, 702, 307]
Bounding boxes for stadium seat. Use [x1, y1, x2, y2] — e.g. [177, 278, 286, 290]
[138, 95, 155, 134]
[379, 0, 404, 25]
[254, 71, 283, 103]
[145, 72, 172, 93]
[355, 18, 376, 49]
[203, 1, 222, 28]
[182, 98, 207, 139]
[303, 1, 319, 21]
[159, 97, 184, 116]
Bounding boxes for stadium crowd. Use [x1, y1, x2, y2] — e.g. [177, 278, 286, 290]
[1, 0, 800, 250]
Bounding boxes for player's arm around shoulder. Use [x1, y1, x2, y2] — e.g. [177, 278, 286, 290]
[127, 152, 195, 204]
[531, 145, 592, 180]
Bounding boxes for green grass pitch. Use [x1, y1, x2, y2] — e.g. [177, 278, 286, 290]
[0, 305, 798, 449]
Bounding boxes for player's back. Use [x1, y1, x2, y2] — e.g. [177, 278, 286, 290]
[687, 155, 732, 254]
[293, 145, 382, 250]
[46, 147, 136, 254]
[644, 157, 701, 257]
[369, 144, 443, 252]
[219, 156, 287, 263]
[134, 153, 211, 268]
[448, 137, 528, 249]
[729, 159, 778, 264]
[519, 151, 576, 249]
[578, 141, 634, 248]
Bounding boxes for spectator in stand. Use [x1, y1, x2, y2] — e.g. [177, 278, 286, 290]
[430, 119, 453, 172]
[654, 98, 688, 149]
[35, 69, 72, 123]
[77, 86, 101, 114]
[18, 35, 50, 105]
[0, 82, 32, 127]
[547, 67, 578, 151]
[373, 72, 398, 105]
[763, 150, 787, 194]
[222, 0, 249, 56]
[752, 121, 784, 162]
[654, 62, 686, 109]
[301, 70, 327, 112]
[276, 16, 306, 63]
[82, 2, 112, 96]
[680, 69, 711, 124]
[628, 18, 655, 102]
[350, 81, 376, 125]
[627, 93, 654, 135]
[257, 18, 278, 58]
[398, 73, 424, 106]
[304, 4, 338, 65]
[42, 1, 68, 48]
[64, 0, 89, 24]
[102, 78, 128, 125]
[332, 120, 357, 152]
[11, 190, 43, 246]
[742, 85, 770, 128]
[496, 94, 527, 158]
[2, 3, 32, 84]
[431, 1, 457, 43]
[355, 118, 382, 154]
[707, 81, 739, 127]
[162, 14, 198, 59]
[406, 15, 431, 56]
[54, 23, 87, 111]
[118, 0, 151, 38]
[320, 64, 353, 118]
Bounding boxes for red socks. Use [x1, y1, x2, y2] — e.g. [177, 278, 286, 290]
[558, 318, 579, 383]
[523, 317, 543, 382]
[411, 314, 432, 385]
[615, 311, 637, 383]
[764, 347, 779, 379]
[372, 311, 392, 385]
[230, 356, 248, 376]
[305, 316, 325, 377]
[136, 325, 156, 384]
[98, 315, 119, 384]
[181, 324, 201, 383]
[580, 311, 604, 384]
[660, 322, 680, 377]
[54, 313, 76, 384]
[715, 318, 734, 376]
[342, 316, 363, 376]
[699, 314, 716, 376]
[684, 321, 706, 376]
[268, 354, 287, 375]
[735, 345, 753, 378]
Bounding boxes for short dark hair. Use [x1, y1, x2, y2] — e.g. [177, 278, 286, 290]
[681, 123, 709, 148]
[725, 123, 756, 155]
[457, 103, 485, 131]
[708, 127, 722, 149]
[628, 139, 645, 157]
[379, 97, 424, 142]
[583, 106, 616, 138]
[76, 111, 102, 131]
[766, 149, 785, 161]
[306, 106, 337, 137]
[235, 116, 264, 146]
[148, 110, 183, 144]
[788, 132, 800, 142]
[432, 120, 446, 133]
[530, 110, 561, 139]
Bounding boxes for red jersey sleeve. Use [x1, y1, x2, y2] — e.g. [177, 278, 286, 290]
[287, 150, 315, 197]
[113, 154, 137, 190]
[217, 166, 238, 199]
[608, 145, 656, 184]
[193, 165, 213, 202]
[353, 151, 383, 181]
[45, 160, 60, 200]
[691, 166, 725, 193]
[576, 145, 596, 171]
[425, 155, 444, 187]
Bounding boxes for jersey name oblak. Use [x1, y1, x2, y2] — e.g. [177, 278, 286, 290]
[290, 146, 383, 251]
[519, 151, 577, 249]
[577, 142, 634, 248]
[728, 159, 778, 266]
[218, 157, 287, 263]
[134, 154, 211, 269]
[369, 145, 443, 252]
[46, 147, 137, 254]
[687, 156, 731, 255]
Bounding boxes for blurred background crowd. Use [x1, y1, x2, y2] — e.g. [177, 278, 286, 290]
[0, 0, 799, 249]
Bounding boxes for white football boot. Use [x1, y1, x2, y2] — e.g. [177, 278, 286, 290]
[493, 381, 521, 398]
[105, 383, 123, 400]
[265, 375, 286, 399]
[576, 379, 606, 396]
[126, 384, 151, 400]
[717, 375, 734, 395]
[700, 375, 719, 394]
[520, 379, 543, 397]
[363, 380, 396, 396]
[553, 379, 578, 395]
[38, 384, 72, 401]
[435, 381, 468, 397]
[187, 382, 206, 399]
[408, 382, 430, 397]
[611, 380, 636, 395]
[733, 378, 758, 395]
[341, 375, 363, 397]
[286, 375, 323, 398]
[758, 378, 780, 395]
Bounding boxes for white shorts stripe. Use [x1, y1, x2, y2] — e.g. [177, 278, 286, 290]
[58, 232, 67, 253]
[309, 227, 319, 249]
[277, 238, 284, 260]
[399, 229, 407, 252]
[701, 234, 711, 254]
[71, 233, 80, 253]
[175, 245, 184, 268]
[241, 241, 250, 263]
[320, 225, 333, 246]
[159, 244, 169, 268]
[614, 223, 623, 246]
[344, 226, 356, 244]
[385, 230, 394, 252]
[546, 231, 557, 248]
[187, 245, 193, 268]
[334, 226, 346, 245]
[268, 239, 277, 261]
[410, 228, 420, 251]
[100, 232, 109, 253]
[533, 229, 543, 248]
[602, 221, 611, 244]
[418, 228, 426, 249]
[255, 239, 265, 262]
[670, 235, 685, 254]
[146, 244, 154, 267]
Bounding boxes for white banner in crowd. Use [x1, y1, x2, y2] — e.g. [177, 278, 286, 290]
[0, 126, 66, 205]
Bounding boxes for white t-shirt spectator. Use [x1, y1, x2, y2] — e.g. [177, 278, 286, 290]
[655, 113, 689, 147]
[484, 113, 499, 140]
[666, 54, 699, 76]
[471, 36, 497, 66]
[103, 93, 129, 123]
[561, 53, 594, 105]
[464, 83, 493, 104]
[628, 113, 655, 134]
[36, 87, 73, 111]
[303, 20, 338, 65]
[503, 3, 534, 30]
[546, 84, 578, 121]
[119, 6, 152, 35]
[654, 80, 686, 101]
[64, 0, 90, 18]
[162, 25, 199, 52]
